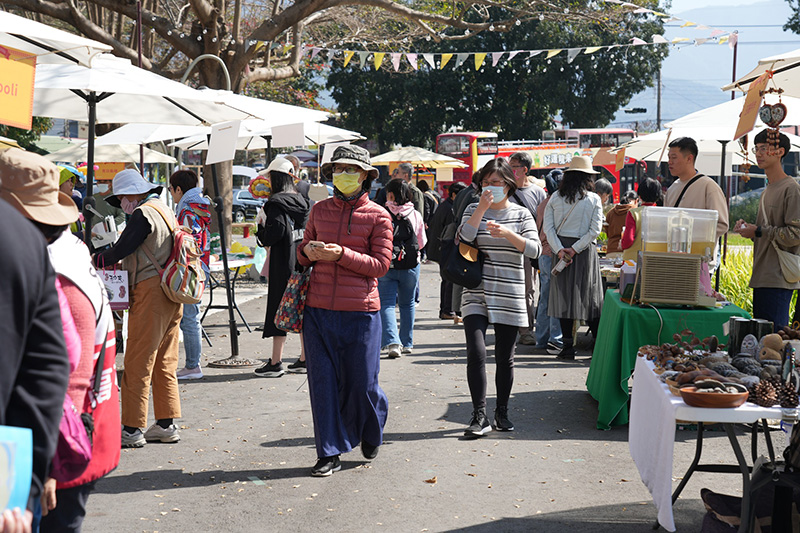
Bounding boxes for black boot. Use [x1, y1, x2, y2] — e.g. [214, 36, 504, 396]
[557, 338, 576, 360]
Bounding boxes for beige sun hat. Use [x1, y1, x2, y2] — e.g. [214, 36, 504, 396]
[0, 148, 79, 225]
[564, 155, 600, 175]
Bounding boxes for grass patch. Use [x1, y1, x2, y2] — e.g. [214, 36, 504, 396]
[719, 247, 798, 316]
[725, 233, 753, 247]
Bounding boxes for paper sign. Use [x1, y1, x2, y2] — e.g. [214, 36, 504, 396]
[101, 269, 129, 310]
[615, 148, 626, 172]
[321, 142, 349, 164]
[271, 123, 307, 147]
[95, 162, 126, 182]
[0, 46, 36, 130]
[734, 71, 770, 141]
[0, 425, 32, 512]
[206, 121, 240, 165]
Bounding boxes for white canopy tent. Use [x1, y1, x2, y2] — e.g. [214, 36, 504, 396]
[0, 10, 111, 67]
[169, 122, 362, 151]
[722, 48, 800, 96]
[44, 142, 177, 164]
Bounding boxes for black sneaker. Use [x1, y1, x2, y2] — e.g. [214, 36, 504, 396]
[493, 406, 515, 431]
[464, 409, 492, 438]
[311, 455, 341, 477]
[556, 346, 577, 360]
[361, 441, 379, 460]
[287, 359, 307, 374]
[546, 341, 563, 355]
[254, 361, 285, 377]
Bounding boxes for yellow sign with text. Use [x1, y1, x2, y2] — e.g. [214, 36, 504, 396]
[95, 162, 126, 181]
[0, 46, 36, 130]
[734, 71, 770, 141]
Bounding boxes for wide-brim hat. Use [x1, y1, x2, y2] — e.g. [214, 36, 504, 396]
[0, 148, 79, 225]
[320, 145, 378, 181]
[106, 168, 162, 207]
[564, 155, 600, 175]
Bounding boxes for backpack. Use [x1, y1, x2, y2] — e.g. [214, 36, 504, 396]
[390, 212, 419, 270]
[141, 202, 205, 305]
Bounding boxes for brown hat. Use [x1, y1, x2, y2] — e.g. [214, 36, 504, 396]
[0, 148, 80, 225]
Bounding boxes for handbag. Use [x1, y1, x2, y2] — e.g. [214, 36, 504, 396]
[274, 267, 311, 333]
[443, 239, 484, 289]
[760, 194, 800, 283]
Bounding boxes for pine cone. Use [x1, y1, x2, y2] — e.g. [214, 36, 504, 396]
[753, 380, 778, 407]
[777, 382, 800, 408]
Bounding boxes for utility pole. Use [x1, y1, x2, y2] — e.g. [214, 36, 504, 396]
[656, 68, 662, 131]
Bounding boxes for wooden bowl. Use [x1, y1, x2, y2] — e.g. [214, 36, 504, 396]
[669, 384, 682, 397]
[679, 386, 749, 408]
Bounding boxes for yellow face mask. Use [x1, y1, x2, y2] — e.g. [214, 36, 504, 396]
[333, 171, 362, 195]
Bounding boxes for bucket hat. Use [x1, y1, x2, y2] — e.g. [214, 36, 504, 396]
[320, 145, 378, 181]
[0, 148, 79, 225]
[106, 168, 162, 207]
[564, 155, 600, 175]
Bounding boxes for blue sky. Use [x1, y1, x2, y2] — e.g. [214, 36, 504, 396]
[611, 0, 800, 127]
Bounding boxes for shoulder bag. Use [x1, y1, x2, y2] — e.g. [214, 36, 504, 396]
[274, 266, 312, 333]
[760, 193, 800, 283]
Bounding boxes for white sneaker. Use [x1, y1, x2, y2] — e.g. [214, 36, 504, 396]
[144, 423, 180, 443]
[121, 428, 146, 448]
[387, 344, 402, 359]
[177, 367, 204, 380]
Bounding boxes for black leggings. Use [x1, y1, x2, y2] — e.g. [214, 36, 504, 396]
[463, 314, 518, 411]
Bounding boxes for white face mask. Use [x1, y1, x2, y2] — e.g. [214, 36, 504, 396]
[484, 185, 507, 203]
[95, 183, 109, 194]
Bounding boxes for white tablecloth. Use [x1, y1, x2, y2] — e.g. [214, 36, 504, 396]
[209, 257, 254, 273]
[629, 356, 781, 531]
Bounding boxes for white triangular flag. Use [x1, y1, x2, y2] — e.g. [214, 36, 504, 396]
[358, 51, 369, 68]
[454, 53, 468, 68]
[491, 51, 504, 66]
[652, 35, 669, 44]
[566, 48, 581, 64]
[423, 53, 435, 68]
[391, 52, 402, 71]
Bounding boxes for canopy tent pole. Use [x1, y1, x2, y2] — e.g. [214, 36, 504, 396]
[76, 89, 113, 247]
[716, 139, 729, 293]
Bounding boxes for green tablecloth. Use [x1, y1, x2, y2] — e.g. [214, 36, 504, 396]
[586, 290, 749, 430]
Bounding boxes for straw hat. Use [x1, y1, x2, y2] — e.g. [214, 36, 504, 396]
[564, 155, 599, 175]
[106, 168, 162, 207]
[320, 145, 378, 180]
[0, 148, 79, 225]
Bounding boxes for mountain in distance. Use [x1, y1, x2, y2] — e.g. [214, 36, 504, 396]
[610, 0, 800, 131]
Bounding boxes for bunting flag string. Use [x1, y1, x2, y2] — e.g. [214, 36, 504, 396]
[284, 2, 736, 73]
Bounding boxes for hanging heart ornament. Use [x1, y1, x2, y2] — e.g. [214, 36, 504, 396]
[759, 103, 788, 128]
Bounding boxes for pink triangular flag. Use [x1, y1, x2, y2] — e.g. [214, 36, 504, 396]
[391, 52, 402, 71]
[631, 37, 647, 46]
[507, 50, 521, 61]
[311, 47, 321, 59]
[492, 51, 504, 67]
[406, 53, 418, 70]
[652, 35, 668, 44]
[710, 29, 725, 37]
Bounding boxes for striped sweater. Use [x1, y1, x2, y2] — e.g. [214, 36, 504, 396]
[458, 202, 541, 327]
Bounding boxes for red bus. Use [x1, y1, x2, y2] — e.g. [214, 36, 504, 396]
[435, 128, 639, 201]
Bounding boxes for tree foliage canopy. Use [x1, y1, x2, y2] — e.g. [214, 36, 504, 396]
[3, 0, 660, 93]
[327, 4, 666, 151]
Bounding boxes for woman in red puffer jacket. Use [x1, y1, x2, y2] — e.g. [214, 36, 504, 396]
[297, 145, 392, 477]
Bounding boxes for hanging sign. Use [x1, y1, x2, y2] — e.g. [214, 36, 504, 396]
[0, 46, 36, 130]
[734, 71, 770, 141]
[615, 148, 626, 172]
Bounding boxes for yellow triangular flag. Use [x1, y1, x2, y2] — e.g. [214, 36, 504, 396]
[680, 21, 696, 27]
[584, 46, 602, 54]
[343, 50, 355, 67]
[671, 37, 690, 43]
[374, 52, 385, 70]
[718, 36, 729, 45]
[441, 53, 453, 68]
[474, 53, 487, 70]
[255, 41, 266, 52]
[546, 49, 561, 59]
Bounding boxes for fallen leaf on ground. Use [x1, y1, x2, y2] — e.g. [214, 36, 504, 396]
[424, 476, 437, 484]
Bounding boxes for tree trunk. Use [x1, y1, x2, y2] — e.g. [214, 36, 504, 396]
[204, 161, 233, 247]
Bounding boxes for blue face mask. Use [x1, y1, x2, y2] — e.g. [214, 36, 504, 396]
[484, 185, 507, 203]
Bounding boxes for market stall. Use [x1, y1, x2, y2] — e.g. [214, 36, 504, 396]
[586, 291, 749, 430]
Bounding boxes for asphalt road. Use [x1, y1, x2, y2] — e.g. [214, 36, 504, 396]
[84, 261, 763, 533]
